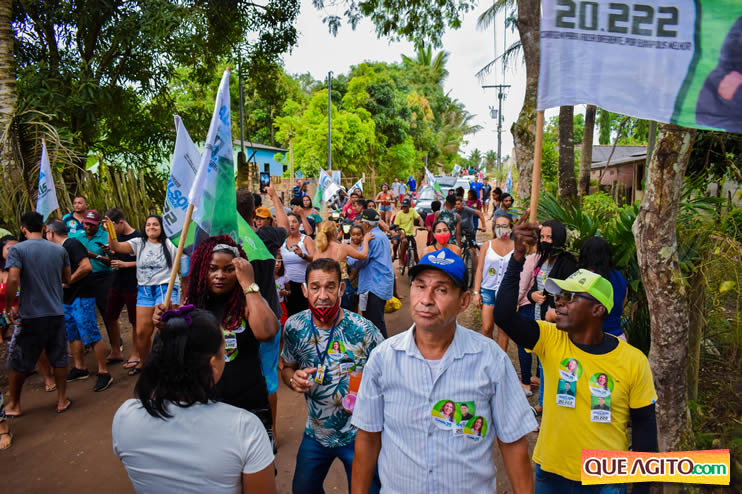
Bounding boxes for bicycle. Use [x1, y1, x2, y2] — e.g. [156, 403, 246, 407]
[399, 228, 427, 276]
[459, 228, 483, 288]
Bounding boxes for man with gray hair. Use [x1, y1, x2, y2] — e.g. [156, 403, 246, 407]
[348, 209, 394, 338]
[46, 219, 113, 392]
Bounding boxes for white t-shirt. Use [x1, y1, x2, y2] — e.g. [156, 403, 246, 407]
[275, 275, 289, 303]
[113, 399, 274, 494]
[128, 237, 179, 286]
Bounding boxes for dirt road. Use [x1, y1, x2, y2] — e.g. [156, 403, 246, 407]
[0, 230, 539, 493]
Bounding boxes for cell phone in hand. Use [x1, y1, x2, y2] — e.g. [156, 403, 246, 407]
[259, 172, 270, 193]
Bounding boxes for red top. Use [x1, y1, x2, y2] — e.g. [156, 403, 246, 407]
[0, 282, 18, 312]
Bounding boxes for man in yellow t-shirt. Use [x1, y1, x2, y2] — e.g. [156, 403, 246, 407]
[494, 222, 658, 493]
[392, 199, 421, 264]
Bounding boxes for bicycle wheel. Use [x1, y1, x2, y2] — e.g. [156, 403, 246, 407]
[407, 242, 416, 272]
[462, 246, 474, 288]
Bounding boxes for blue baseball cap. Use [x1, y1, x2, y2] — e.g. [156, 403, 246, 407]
[409, 248, 467, 289]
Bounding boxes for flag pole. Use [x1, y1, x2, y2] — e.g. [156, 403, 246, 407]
[163, 203, 194, 308]
[529, 111, 545, 222]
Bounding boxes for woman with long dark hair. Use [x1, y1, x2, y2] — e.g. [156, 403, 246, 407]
[154, 235, 279, 440]
[579, 236, 628, 340]
[105, 214, 180, 375]
[527, 219, 578, 414]
[113, 306, 276, 493]
[280, 213, 315, 317]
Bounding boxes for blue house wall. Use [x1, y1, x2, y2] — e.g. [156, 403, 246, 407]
[232, 142, 287, 177]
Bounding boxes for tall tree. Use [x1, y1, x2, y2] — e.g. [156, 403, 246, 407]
[578, 105, 596, 196]
[557, 105, 577, 200]
[632, 124, 696, 452]
[484, 150, 497, 170]
[0, 0, 15, 146]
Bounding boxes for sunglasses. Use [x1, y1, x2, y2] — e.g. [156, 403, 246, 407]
[555, 291, 598, 304]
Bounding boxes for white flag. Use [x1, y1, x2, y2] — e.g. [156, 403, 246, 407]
[452, 164, 462, 176]
[36, 141, 59, 220]
[163, 116, 201, 239]
[349, 178, 363, 195]
[318, 169, 340, 203]
[187, 69, 238, 238]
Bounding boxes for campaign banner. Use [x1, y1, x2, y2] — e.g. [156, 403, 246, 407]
[163, 115, 200, 240]
[538, 1, 742, 133]
[36, 141, 59, 220]
[581, 449, 730, 485]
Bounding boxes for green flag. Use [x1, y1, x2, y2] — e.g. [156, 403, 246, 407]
[237, 217, 274, 261]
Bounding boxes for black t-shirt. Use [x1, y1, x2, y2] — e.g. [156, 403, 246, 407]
[207, 298, 270, 427]
[112, 230, 142, 291]
[253, 226, 287, 320]
[63, 238, 93, 304]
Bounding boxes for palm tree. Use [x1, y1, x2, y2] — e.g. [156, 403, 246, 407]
[484, 150, 497, 170]
[434, 100, 482, 164]
[402, 45, 450, 87]
[578, 105, 597, 196]
[469, 149, 483, 170]
[0, 0, 16, 161]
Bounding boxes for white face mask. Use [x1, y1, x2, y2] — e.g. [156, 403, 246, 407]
[495, 226, 511, 239]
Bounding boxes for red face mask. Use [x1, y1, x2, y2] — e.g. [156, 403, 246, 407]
[434, 232, 451, 245]
[309, 295, 341, 324]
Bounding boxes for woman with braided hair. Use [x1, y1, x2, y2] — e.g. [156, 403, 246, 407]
[154, 235, 279, 439]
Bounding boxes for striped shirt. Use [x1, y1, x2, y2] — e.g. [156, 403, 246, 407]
[351, 324, 537, 493]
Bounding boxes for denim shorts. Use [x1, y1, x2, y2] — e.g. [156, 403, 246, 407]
[137, 284, 179, 307]
[481, 288, 497, 306]
[64, 298, 101, 345]
[379, 204, 392, 212]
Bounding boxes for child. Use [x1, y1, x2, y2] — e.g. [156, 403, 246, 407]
[348, 225, 364, 314]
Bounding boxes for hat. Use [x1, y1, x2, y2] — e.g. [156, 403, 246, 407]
[401, 198, 411, 207]
[409, 248, 466, 289]
[255, 207, 272, 219]
[83, 209, 101, 225]
[544, 269, 614, 313]
[361, 209, 380, 222]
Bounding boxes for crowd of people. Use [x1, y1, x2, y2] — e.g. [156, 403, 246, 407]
[0, 176, 657, 494]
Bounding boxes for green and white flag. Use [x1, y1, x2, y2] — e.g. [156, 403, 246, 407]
[425, 167, 442, 197]
[188, 69, 238, 240]
[36, 141, 58, 220]
[538, 0, 742, 133]
[163, 115, 200, 243]
[349, 178, 363, 195]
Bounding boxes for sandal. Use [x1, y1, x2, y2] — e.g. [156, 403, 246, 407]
[0, 432, 13, 450]
[45, 384, 57, 393]
[530, 405, 542, 417]
[56, 399, 73, 414]
[127, 367, 142, 377]
[122, 360, 140, 369]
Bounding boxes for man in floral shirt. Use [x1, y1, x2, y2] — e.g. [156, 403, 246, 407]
[280, 258, 383, 494]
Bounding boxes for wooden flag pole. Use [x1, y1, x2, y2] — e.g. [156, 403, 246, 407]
[163, 203, 194, 308]
[529, 111, 545, 222]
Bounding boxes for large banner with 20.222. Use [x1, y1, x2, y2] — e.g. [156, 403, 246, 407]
[538, 0, 742, 133]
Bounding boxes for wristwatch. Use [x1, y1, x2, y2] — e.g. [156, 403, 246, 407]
[472, 290, 480, 295]
[243, 283, 260, 295]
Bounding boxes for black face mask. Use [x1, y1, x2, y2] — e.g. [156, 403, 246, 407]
[538, 241, 553, 257]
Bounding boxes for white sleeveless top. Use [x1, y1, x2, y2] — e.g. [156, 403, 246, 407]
[481, 241, 513, 292]
[280, 234, 310, 283]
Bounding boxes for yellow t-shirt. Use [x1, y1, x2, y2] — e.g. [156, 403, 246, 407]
[393, 209, 420, 236]
[532, 321, 657, 481]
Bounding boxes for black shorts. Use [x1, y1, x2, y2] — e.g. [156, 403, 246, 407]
[6, 316, 68, 372]
[106, 287, 137, 324]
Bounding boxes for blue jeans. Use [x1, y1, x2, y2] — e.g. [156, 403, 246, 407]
[538, 361, 545, 408]
[517, 304, 535, 384]
[292, 434, 381, 494]
[535, 464, 626, 494]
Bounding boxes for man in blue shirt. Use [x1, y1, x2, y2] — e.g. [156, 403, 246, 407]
[470, 175, 484, 199]
[348, 209, 394, 338]
[407, 176, 417, 194]
[71, 210, 117, 355]
[62, 195, 88, 235]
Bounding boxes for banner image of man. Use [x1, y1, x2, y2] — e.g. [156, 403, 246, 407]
[556, 357, 581, 408]
[558, 381, 576, 397]
[592, 396, 611, 411]
[589, 373, 614, 423]
[458, 403, 474, 423]
[696, 17, 742, 132]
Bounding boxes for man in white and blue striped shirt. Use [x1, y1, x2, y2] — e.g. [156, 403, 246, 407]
[351, 248, 537, 493]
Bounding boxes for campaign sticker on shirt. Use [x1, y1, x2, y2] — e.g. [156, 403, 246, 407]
[328, 340, 346, 355]
[589, 373, 614, 423]
[224, 333, 238, 362]
[339, 362, 354, 375]
[487, 267, 496, 276]
[453, 401, 476, 436]
[462, 416, 488, 441]
[556, 358, 582, 408]
[431, 399, 459, 430]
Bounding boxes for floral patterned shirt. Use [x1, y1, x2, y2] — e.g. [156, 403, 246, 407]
[281, 309, 384, 447]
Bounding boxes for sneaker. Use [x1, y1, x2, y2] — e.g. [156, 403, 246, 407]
[66, 368, 89, 382]
[93, 373, 113, 392]
[522, 384, 533, 397]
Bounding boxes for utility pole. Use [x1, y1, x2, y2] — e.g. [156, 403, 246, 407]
[482, 84, 510, 169]
[328, 71, 333, 172]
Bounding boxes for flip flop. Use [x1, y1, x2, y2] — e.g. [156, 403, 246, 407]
[122, 360, 140, 369]
[45, 384, 57, 392]
[106, 357, 124, 364]
[0, 432, 13, 450]
[5, 413, 21, 419]
[127, 367, 142, 377]
[56, 399, 73, 414]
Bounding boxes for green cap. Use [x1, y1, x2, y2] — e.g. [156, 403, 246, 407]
[545, 269, 614, 313]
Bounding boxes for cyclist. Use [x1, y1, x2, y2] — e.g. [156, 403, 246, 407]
[433, 194, 462, 246]
[392, 199, 421, 265]
[455, 196, 486, 276]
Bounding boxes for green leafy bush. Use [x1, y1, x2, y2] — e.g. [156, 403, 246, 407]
[581, 191, 619, 223]
[721, 208, 742, 242]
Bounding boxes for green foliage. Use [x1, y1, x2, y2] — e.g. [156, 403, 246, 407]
[721, 208, 742, 242]
[581, 191, 619, 224]
[596, 108, 649, 146]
